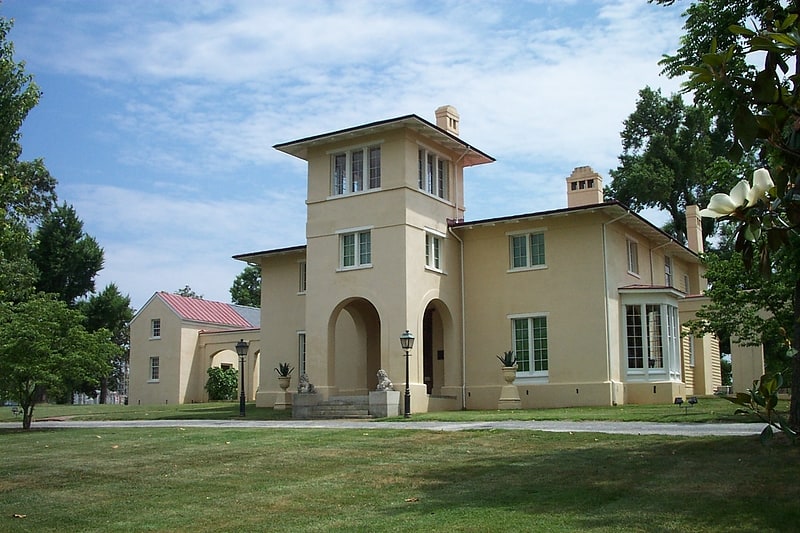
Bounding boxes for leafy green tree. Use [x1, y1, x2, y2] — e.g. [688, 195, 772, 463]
[78, 283, 134, 403]
[0, 294, 117, 429]
[205, 366, 238, 401]
[682, 6, 800, 430]
[175, 285, 203, 299]
[230, 264, 261, 307]
[0, 17, 57, 302]
[607, 86, 741, 243]
[688, 251, 794, 378]
[30, 203, 104, 306]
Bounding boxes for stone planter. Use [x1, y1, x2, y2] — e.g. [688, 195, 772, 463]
[498, 365, 521, 409]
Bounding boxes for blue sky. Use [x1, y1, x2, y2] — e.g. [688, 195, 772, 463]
[3, 0, 685, 311]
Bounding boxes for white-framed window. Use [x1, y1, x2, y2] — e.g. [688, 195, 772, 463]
[417, 147, 449, 200]
[626, 238, 639, 275]
[624, 302, 681, 380]
[683, 274, 690, 293]
[298, 331, 306, 374]
[509, 231, 546, 270]
[511, 315, 549, 376]
[425, 230, 445, 272]
[331, 145, 381, 196]
[687, 334, 695, 367]
[150, 318, 161, 339]
[339, 228, 372, 269]
[298, 261, 307, 293]
[149, 356, 160, 381]
[664, 256, 673, 287]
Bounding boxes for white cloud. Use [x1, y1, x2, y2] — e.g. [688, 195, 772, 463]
[7, 0, 687, 308]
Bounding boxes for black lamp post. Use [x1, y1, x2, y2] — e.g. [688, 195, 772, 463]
[235, 339, 249, 417]
[399, 330, 415, 418]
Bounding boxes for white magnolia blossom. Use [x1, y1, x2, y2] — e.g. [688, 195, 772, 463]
[698, 168, 775, 219]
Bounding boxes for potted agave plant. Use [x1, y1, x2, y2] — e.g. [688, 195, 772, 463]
[496, 350, 521, 409]
[496, 350, 517, 384]
[275, 362, 294, 391]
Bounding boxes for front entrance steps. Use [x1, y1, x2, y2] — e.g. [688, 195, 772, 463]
[310, 395, 372, 420]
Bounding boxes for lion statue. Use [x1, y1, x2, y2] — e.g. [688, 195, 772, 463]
[376, 369, 394, 391]
[297, 373, 316, 394]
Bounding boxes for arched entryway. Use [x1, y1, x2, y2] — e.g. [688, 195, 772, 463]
[209, 348, 260, 402]
[328, 297, 381, 394]
[421, 299, 453, 396]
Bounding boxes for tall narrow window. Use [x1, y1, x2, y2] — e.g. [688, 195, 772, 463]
[512, 316, 548, 374]
[425, 233, 442, 271]
[333, 153, 347, 195]
[664, 256, 673, 287]
[298, 261, 307, 293]
[351, 150, 363, 192]
[627, 238, 639, 275]
[509, 232, 546, 270]
[151, 318, 161, 338]
[626, 305, 644, 369]
[369, 146, 381, 188]
[149, 356, 160, 381]
[298, 332, 307, 374]
[340, 230, 371, 269]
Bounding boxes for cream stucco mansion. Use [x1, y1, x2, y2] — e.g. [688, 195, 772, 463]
[130, 106, 730, 411]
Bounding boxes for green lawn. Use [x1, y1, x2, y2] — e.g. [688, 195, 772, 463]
[0, 426, 798, 532]
[0, 395, 781, 425]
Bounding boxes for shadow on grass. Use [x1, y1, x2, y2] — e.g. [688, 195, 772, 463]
[378, 432, 800, 531]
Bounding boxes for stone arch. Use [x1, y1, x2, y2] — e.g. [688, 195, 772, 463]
[208, 347, 260, 402]
[420, 298, 456, 396]
[326, 297, 382, 395]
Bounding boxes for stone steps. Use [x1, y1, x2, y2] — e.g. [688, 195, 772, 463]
[310, 395, 373, 420]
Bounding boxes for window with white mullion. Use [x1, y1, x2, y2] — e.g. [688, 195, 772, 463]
[418, 147, 450, 200]
[624, 301, 681, 380]
[340, 229, 372, 269]
[509, 232, 546, 270]
[511, 315, 548, 376]
[331, 146, 380, 196]
[425, 232, 443, 271]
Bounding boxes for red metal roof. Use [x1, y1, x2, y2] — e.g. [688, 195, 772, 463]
[157, 292, 256, 328]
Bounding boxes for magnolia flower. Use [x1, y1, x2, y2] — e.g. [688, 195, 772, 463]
[698, 168, 775, 218]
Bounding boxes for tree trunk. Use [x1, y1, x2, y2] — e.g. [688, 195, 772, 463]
[790, 278, 800, 430]
[99, 377, 108, 404]
[22, 406, 33, 430]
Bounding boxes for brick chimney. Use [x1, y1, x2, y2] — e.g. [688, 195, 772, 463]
[435, 105, 460, 136]
[685, 204, 704, 254]
[566, 166, 603, 207]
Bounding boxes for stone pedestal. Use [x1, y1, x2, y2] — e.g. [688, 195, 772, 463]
[498, 366, 521, 409]
[274, 377, 292, 410]
[292, 392, 320, 419]
[274, 391, 292, 410]
[369, 390, 401, 418]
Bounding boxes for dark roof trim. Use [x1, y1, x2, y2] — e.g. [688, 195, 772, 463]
[273, 114, 495, 167]
[233, 244, 307, 263]
[452, 201, 698, 260]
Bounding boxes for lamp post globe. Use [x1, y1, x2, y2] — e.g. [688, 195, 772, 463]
[235, 339, 249, 417]
[399, 330, 415, 418]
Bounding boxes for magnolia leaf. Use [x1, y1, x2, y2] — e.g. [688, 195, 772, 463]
[778, 13, 799, 31]
[753, 70, 776, 102]
[728, 24, 756, 37]
[734, 105, 759, 149]
[702, 52, 725, 68]
[758, 245, 771, 278]
[760, 424, 774, 445]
